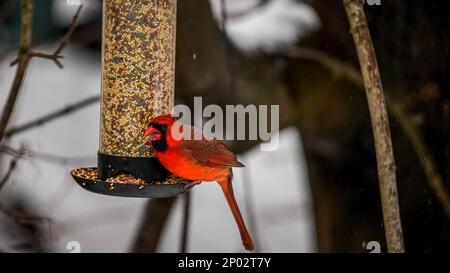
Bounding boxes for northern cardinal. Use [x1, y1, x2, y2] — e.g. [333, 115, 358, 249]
[144, 114, 254, 251]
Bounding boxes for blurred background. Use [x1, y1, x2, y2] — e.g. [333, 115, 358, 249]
[0, 0, 449, 253]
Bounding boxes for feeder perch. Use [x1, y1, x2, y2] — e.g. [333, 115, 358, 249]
[71, 0, 193, 198]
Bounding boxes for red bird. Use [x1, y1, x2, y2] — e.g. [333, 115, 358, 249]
[144, 114, 254, 251]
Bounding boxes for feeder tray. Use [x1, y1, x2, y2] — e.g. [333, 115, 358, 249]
[71, 167, 196, 198]
[71, 153, 197, 198]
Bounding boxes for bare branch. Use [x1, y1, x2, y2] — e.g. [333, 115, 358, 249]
[53, 5, 83, 57]
[287, 47, 364, 86]
[10, 5, 83, 68]
[343, 0, 404, 252]
[0, 145, 94, 167]
[5, 95, 100, 138]
[0, 160, 17, 190]
[0, 148, 25, 191]
[0, 0, 33, 144]
[29, 51, 64, 68]
[287, 46, 450, 221]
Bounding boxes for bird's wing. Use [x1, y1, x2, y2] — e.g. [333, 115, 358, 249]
[179, 138, 244, 168]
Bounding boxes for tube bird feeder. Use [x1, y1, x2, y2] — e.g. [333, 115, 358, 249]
[71, 0, 192, 198]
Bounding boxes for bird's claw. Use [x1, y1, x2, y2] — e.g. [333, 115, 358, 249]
[182, 180, 201, 191]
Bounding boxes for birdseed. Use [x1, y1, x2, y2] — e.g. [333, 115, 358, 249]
[71, 168, 186, 185]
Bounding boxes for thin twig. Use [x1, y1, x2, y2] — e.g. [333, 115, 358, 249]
[50, 6, 83, 59]
[27, 51, 64, 68]
[0, 147, 25, 191]
[287, 47, 363, 86]
[286, 46, 450, 220]
[343, 0, 404, 252]
[0, 145, 95, 166]
[10, 5, 83, 68]
[389, 104, 450, 219]
[0, 160, 18, 190]
[5, 95, 100, 138]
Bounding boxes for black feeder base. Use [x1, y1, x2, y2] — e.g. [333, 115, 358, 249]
[70, 152, 196, 198]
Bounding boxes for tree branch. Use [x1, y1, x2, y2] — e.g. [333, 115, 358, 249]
[286, 46, 450, 220]
[0, 0, 33, 144]
[5, 95, 100, 138]
[0, 145, 94, 167]
[10, 5, 83, 68]
[287, 47, 363, 86]
[343, 0, 405, 252]
[389, 104, 450, 219]
[0, 146, 25, 191]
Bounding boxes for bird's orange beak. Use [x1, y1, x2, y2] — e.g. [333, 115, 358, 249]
[144, 126, 160, 142]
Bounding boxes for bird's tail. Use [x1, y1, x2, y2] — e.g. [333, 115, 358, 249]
[218, 176, 255, 251]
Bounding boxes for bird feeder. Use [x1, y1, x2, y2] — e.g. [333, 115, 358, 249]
[71, 0, 192, 198]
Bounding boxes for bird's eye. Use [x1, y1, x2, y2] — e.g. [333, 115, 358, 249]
[161, 124, 167, 130]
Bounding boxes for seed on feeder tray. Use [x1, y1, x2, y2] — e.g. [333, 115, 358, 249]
[105, 173, 147, 185]
[71, 168, 97, 181]
[154, 175, 182, 185]
[71, 168, 147, 185]
[71, 168, 187, 185]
